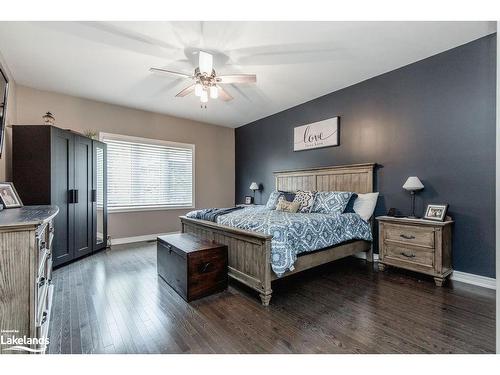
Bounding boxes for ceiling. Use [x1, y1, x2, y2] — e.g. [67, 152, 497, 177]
[0, 21, 495, 128]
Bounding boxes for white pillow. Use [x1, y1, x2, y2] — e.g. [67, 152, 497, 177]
[353, 192, 379, 221]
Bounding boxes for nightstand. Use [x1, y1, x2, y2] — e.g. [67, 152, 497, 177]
[376, 216, 453, 286]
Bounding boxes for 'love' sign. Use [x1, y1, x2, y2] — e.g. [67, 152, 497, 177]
[293, 117, 339, 151]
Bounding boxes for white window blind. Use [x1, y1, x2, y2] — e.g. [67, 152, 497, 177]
[101, 133, 194, 211]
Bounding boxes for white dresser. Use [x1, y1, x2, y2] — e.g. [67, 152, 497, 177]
[0, 205, 59, 354]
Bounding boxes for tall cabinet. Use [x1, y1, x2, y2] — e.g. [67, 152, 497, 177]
[13, 125, 108, 267]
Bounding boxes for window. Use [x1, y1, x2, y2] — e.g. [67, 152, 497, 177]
[101, 133, 194, 212]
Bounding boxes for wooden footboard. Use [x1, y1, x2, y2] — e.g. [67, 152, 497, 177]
[180, 216, 274, 305]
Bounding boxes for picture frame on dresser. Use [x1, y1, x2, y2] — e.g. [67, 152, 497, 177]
[0, 182, 23, 209]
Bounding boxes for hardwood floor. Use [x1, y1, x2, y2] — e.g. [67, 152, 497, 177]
[47, 242, 496, 354]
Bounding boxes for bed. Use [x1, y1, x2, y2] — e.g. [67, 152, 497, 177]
[180, 163, 376, 305]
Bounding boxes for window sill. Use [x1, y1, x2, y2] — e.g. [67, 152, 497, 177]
[108, 205, 195, 214]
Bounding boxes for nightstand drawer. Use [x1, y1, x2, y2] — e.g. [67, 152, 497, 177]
[384, 243, 434, 267]
[384, 223, 435, 248]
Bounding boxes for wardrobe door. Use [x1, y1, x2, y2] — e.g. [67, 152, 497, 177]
[73, 135, 93, 258]
[51, 128, 75, 267]
[92, 140, 107, 252]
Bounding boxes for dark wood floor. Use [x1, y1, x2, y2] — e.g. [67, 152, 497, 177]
[47, 242, 496, 354]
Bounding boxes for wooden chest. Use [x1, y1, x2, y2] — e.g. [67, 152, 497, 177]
[157, 233, 228, 302]
[376, 216, 453, 286]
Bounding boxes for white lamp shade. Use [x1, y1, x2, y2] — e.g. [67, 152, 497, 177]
[194, 83, 203, 97]
[249, 182, 259, 191]
[200, 90, 208, 103]
[209, 85, 218, 99]
[403, 176, 424, 191]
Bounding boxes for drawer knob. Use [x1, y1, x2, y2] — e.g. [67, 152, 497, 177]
[400, 251, 416, 258]
[400, 234, 416, 240]
[38, 277, 46, 287]
[41, 311, 48, 325]
[166, 244, 173, 253]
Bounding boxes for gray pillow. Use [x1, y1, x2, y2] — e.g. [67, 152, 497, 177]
[311, 191, 354, 214]
[265, 191, 283, 209]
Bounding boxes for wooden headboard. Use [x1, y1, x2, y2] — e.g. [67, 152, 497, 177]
[274, 163, 375, 194]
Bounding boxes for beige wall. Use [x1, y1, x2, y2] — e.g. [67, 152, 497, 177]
[9, 85, 234, 239]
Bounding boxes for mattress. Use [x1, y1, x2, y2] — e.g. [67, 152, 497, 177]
[187, 206, 372, 277]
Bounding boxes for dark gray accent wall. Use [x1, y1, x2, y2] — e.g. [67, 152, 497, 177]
[235, 34, 496, 278]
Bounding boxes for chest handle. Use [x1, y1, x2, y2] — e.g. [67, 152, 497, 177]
[199, 262, 213, 274]
[400, 251, 416, 258]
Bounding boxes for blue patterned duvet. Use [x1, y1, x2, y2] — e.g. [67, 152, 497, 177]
[186, 206, 372, 277]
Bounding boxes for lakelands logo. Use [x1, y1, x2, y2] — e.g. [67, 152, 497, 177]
[1, 330, 49, 353]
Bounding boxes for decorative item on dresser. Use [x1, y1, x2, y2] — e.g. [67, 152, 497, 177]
[12, 125, 108, 267]
[0, 182, 23, 208]
[157, 233, 228, 302]
[181, 163, 376, 305]
[0, 205, 58, 354]
[376, 215, 453, 286]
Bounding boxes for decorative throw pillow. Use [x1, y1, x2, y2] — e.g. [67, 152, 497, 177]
[278, 190, 296, 202]
[311, 191, 354, 215]
[275, 197, 300, 213]
[265, 191, 284, 210]
[292, 190, 316, 213]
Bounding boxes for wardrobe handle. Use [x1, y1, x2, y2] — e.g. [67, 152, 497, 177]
[74, 190, 79, 203]
[91, 189, 97, 202]
[68, 189, 74, 203]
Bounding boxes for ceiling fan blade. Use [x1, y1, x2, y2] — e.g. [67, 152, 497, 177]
[217, 86, 233, 102]
[175, 84, 195, 97]
[149, 67, 192, 79]
[199, 51, 213, 75]
[216, 74, 257, 84]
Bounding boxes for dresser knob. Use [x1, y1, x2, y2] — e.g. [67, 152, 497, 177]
[400, 234, 415, 240]
[41, 311, 48, 325]
[38, 277, 46, 287]
[400, 251, 416, 258]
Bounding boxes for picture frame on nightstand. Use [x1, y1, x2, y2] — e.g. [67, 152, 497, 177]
[424, 204, 448, 221]
[244, 196, 253, 205]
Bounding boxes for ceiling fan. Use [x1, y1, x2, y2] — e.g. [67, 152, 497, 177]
[149, 51, 256, 105]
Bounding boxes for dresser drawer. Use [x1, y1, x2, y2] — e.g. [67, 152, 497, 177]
[383, 243, 434, 268]
[384, 223, 435, 248]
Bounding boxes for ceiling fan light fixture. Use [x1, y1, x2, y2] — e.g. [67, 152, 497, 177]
[194, 82, 203, 97]
[200, 90, 208, 103]
[199, 51, 213, 75]
[209, 85, 218, 99]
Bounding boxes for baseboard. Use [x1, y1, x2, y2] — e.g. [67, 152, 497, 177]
[353, 252, 496, 290]
[449, 271, 496, 290]
[111, 231, 179, 245]
[354, 252, 379, 261]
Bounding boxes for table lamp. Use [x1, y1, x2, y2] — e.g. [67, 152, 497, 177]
[402, 176, 424, 218]
[249, 182, 259, 203]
